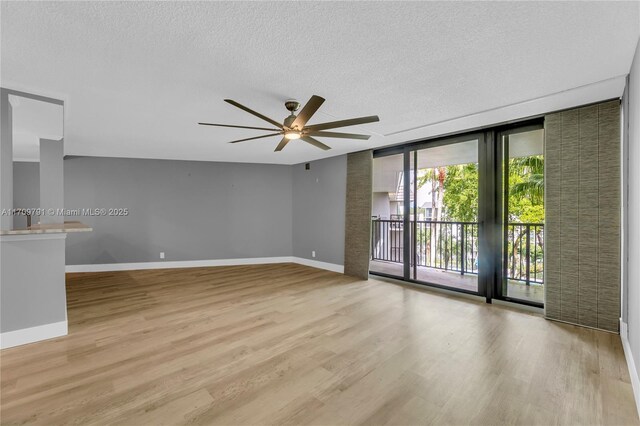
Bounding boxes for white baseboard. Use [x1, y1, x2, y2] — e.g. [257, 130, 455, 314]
[65, 257, 293, 272]
[293, 257, 344, 273]
[620, 320, 640, 419]
[0, 320, 68, 349]
[66, 256, 344, 274]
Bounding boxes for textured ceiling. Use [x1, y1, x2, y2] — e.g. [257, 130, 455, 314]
[2, 1, 639, 165]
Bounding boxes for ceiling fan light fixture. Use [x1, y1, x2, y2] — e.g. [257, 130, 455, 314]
[284, 130, 301, 140]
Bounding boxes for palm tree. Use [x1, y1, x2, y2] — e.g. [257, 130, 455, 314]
[417, 167, 447, 266]
[507, 155, 544, 283]
[509, 156, 544, 205]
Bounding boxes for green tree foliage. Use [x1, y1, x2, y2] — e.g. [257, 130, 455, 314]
[507, 155, 544, 223]
[441, 163, 478, 222]
[417, 155, 544, 224]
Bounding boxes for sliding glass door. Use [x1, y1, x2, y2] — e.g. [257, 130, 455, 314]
[371, 152, 405, 279]
[371, 121, 544, 307]
[409, 138, 480, 292]
[497, 126, 545, 305]
[371, 134, 483, 295]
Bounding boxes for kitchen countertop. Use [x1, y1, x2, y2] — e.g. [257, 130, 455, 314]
[0, 221, 93, 235]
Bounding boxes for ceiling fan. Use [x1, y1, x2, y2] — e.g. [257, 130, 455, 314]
[198, 95, 379, 151]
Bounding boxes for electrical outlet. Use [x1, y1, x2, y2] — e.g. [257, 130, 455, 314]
[160, 252, 165, 259]
[312, 251, 316, 258]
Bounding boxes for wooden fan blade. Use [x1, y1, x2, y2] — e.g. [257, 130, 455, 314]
[224, 99, 283, 129]
[303, 115, 380, 132]
[305, 131, 370, 140]
[274, 137, 290, 152]
[228, 133, 281, 144]
[199, 122, 280, 131]
[291, 95, 325, 129]
[301, 136, 331, 151]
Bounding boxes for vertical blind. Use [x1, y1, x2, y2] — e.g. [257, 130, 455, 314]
[545, 100, 621, 332]
[344, 150, 373, 279]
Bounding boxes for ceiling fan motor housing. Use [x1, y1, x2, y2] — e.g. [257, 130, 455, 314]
[284, 100, 300, 129]
[283, 114, 296, 128]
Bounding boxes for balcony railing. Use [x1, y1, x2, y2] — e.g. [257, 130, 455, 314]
[505, 223, 544, 285]
[371, 219, 544, 285]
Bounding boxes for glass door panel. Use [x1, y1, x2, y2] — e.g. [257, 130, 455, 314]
[500, 128, 545, 305]
[370, 153, 405, 278]
[412, 139, 479, 293]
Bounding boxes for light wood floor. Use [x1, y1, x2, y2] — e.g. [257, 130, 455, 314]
[1, 264, 638, 425]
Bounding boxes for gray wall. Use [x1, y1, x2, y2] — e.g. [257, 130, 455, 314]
[40, 139, 64, 224]
[292, 155, 347, 265]
[64, 157, 293, 265]
[13, 161, 40, 227]
[626, 38, 640, 386]
[1, 234, 67, 333]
